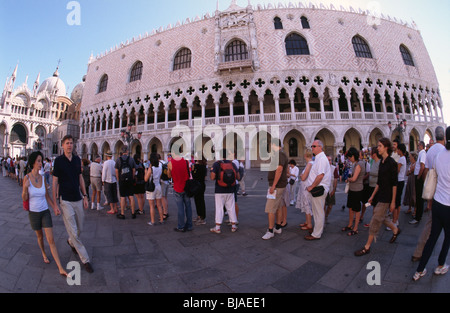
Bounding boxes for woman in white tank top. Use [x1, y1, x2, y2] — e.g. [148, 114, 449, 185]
[22, 152, 69, 278]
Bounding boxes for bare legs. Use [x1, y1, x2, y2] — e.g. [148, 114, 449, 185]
[35, 228, 68, 277]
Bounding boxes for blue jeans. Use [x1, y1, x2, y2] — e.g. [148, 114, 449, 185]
[417, 200, 450, 272]
[174, 191, 193, 230]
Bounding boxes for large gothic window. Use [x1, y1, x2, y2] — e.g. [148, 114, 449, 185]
[173, 48, 192, 71]
[352, 36, 373, 58]
[400, 45, 415, 66]
[225, 40, 248, 62]
[98, 74, 108, 93]
[129, 61, 143, 82]
[285, 33, 310, 56]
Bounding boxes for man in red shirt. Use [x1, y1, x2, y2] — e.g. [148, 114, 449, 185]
[168, 144, 193, 232]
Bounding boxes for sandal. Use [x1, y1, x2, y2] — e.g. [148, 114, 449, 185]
[341, 226, 352, 232]
[354, 247, 371, 257]
[348, 230, 359, 236]
[390, 228, 401, 243]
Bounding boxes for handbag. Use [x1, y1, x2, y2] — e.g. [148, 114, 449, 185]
[422, 168, 437, 200]
[310, 186, 325, 198]
[145, 172, 156, 192]
[23, 200, 30, 211]
[289, 178, 296, 185]
[184, 161, 201, 198]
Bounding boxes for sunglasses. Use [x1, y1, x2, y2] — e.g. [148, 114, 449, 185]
[311, 145, 318, 148]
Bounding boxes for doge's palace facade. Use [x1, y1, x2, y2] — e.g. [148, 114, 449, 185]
[78, 1, 445, 168]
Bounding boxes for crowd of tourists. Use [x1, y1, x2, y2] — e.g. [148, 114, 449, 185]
[5, 125, 450, 282]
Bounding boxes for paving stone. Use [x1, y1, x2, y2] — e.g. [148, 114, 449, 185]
[0, 172, 446, 293]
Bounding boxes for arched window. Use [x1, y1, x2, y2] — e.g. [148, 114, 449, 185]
[173, 48, 192, 71]
[301, 16, 310, 29]
[400, 45, 415, 66]
[129, 61, 143, 82]
[274, 17, 283, 29]
[225, 40, 248, 62]
[285, 33, 310, 56]
[352, 35, 373, 58]
[98, 74, 108, 93]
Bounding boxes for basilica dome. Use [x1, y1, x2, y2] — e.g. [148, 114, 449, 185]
[71, 76, 85, 104]
[38, 68, 67, 97]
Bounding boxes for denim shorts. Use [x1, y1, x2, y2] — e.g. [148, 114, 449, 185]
[29, 209, 53, 231]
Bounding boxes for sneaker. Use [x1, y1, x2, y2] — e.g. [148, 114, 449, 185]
[273, 227, 282, 235]
[413, 269, 427, 281]
[242, 192, 248, 196]
[147, 221, 154, 226]
[210, 227, 221, 234]
[91, 203, 96, 210]
[137, 210, 145, 215]
[434, 264, 449, 275]
[262, 230, 274, 240]
[231, 226, 238, 233]
[97, 204, 104, 211]
[409, 219, 419, 225]
[195, 219, 206, 225]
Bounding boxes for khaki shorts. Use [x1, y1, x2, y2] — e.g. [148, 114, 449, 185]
[90, 176, 102, 191]
[369, 202, 396, 236]
[265, 188, 286, 214]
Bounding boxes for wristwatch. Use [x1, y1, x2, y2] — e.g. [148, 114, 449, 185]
[83, 194, 87, 198]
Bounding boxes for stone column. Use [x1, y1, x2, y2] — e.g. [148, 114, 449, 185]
[214, 100, 220, 125]
[319, 97, 325, 120]
[274, 96, 280, 121]
[259, 96, 265, 122]
[305, 96, 311, 120]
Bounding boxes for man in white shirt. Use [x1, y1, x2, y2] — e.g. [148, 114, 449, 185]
[412, 127, 446, 260]
[102, 151, 118, 215]
[90, 156, 103, 210]
[305, 140, 331, 240]
[411, 141, 427, 224]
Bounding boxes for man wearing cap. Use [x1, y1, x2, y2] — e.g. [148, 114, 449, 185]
[102, 151, 119, 215]
[115, 146, 137, 219]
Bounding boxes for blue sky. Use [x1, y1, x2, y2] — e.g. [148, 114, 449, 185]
[1, 0, 449, 123]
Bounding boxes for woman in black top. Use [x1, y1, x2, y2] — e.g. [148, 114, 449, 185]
[192, 157, 207, 225]
[355, 138, 401, 256]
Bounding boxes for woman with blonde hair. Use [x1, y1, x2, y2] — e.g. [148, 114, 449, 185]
[296, 149, 314, 231]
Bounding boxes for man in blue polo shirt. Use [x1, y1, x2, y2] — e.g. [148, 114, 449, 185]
[52, 135, 93, 273]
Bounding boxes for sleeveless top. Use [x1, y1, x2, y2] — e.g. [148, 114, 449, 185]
[28, 175, 48, 213]
[170, 158, 189, 193]
[150, 165, 162, 187]
[349, 160, 366, 192]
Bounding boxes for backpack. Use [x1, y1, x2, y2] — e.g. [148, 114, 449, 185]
[119, 156, 133, 182]
[136, 162, 145, 184]
[217, 161, 237, 188]
[160, 162, 169, 181]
